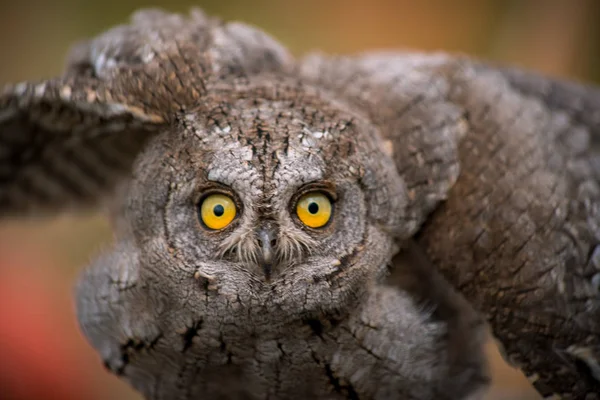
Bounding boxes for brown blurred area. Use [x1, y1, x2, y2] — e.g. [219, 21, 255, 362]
[0, 1, 598, 399]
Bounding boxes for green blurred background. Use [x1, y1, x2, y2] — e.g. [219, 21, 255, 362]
[0, 1, 598, 399]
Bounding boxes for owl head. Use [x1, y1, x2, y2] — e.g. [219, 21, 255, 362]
[113, 74, 413, 330]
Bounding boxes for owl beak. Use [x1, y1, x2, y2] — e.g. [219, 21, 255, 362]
[256, 226, 277, 280]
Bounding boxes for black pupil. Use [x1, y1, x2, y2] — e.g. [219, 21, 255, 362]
[213, 204, 225, 217]
[308, 202, 319, 214]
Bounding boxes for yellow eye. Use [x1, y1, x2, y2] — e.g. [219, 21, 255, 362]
[200, 194, 236, 230]
[296, 192, 332, 228]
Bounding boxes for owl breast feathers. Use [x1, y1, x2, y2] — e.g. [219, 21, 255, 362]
[1, 8, 600, 400]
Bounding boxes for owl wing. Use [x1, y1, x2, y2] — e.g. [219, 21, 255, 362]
[0, 76, 166, 216]
[0, 9, 292, 217]
[387, 239, 490, 398]
[299, 52, 600, 397]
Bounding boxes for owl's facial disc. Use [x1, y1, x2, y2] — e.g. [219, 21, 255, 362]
[194, 171, 338, 280]
[122, 91, 408, 320]
[199, 139, 339, 280]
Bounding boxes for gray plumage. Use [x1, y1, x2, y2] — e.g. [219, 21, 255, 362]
[1, 8, 599, 399]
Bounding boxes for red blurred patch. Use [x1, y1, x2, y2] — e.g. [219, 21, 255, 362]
[0, 245, 98, 400]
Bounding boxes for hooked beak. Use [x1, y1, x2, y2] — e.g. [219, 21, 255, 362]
[256, 225, 277, 280]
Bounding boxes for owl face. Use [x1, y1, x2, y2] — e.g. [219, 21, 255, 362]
[118, 85, 409, 330]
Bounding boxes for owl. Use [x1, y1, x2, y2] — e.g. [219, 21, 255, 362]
[1, 8, 599, 400]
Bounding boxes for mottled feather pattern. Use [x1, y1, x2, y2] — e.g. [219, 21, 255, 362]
[2, 8, 600, 399]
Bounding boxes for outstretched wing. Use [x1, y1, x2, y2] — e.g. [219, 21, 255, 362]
[0, 77, 165, 216]
[0, 8, 292, 217]
[299, 52, 600, 397]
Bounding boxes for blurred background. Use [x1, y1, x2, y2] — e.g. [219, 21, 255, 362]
[0, 0, 598, 399]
